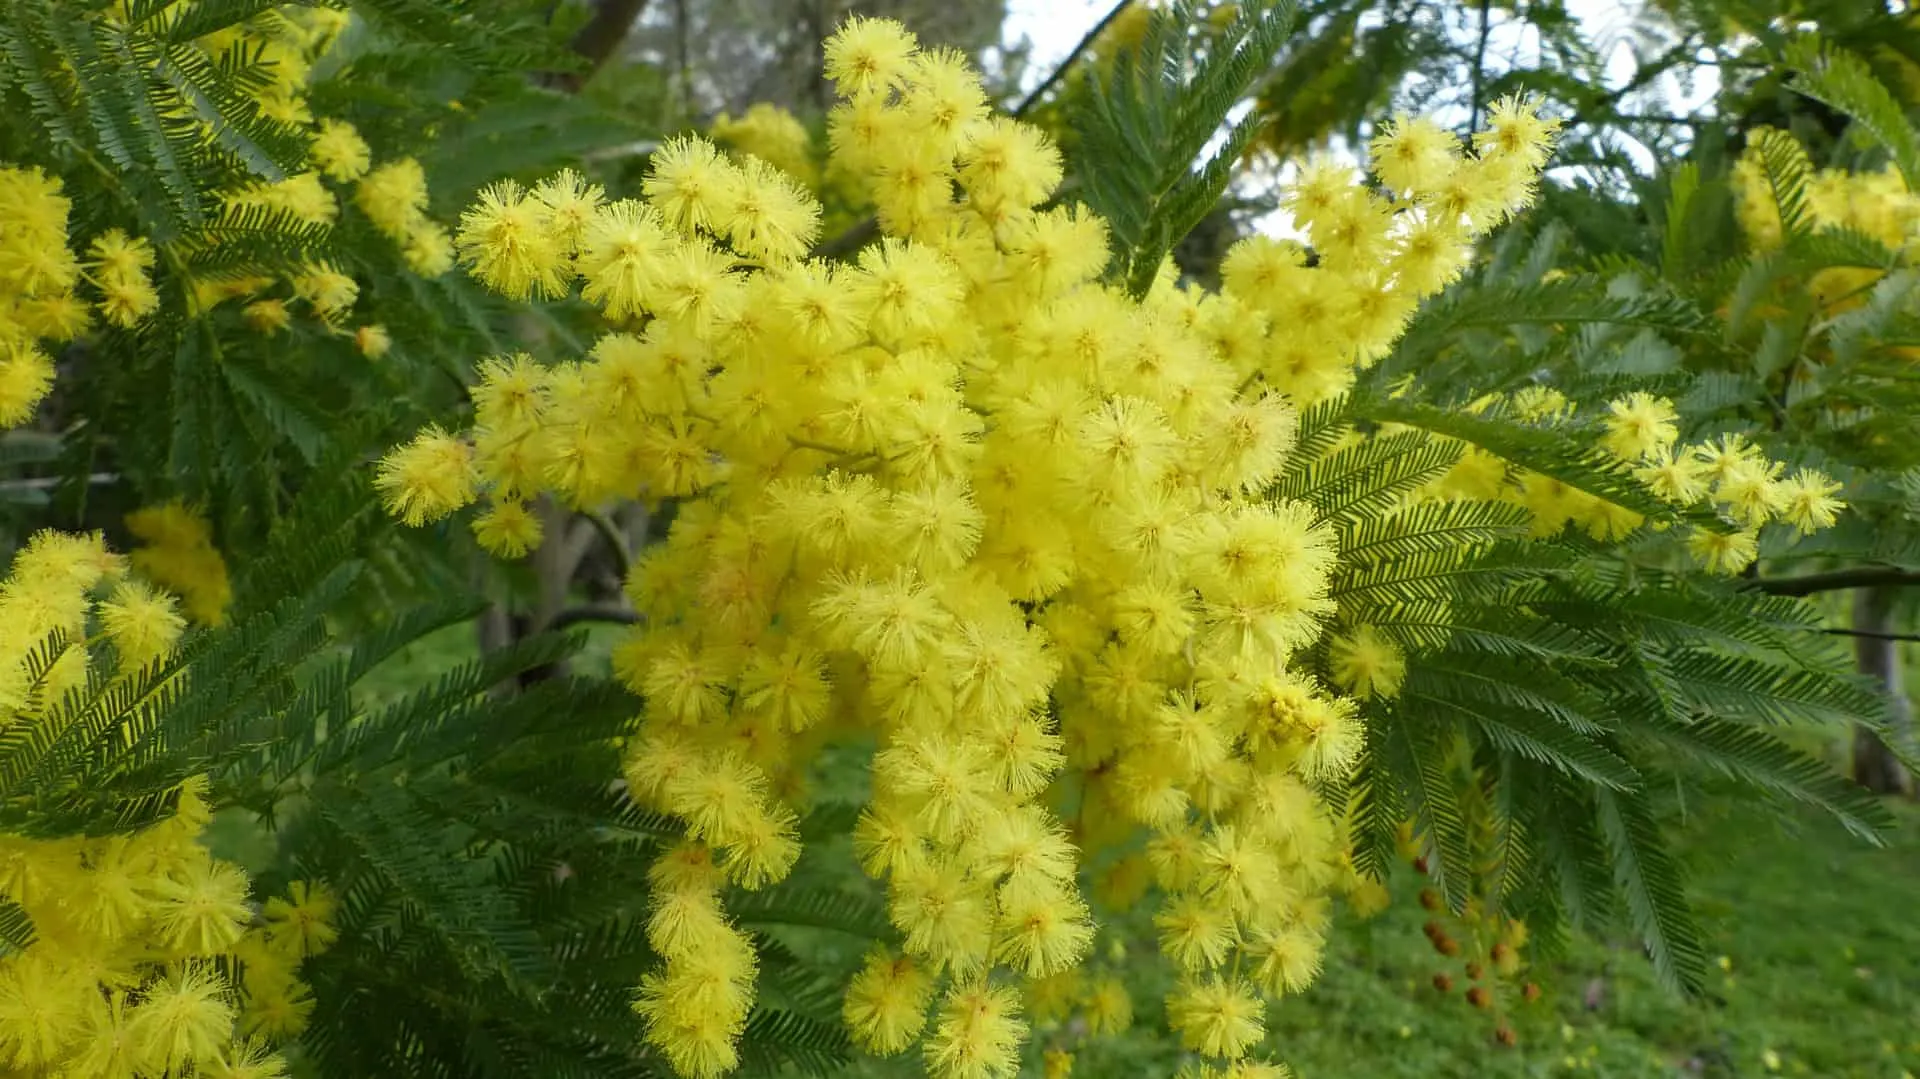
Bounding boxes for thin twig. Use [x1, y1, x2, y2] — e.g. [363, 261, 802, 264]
[1565, 36, 1699, 131]
[550, 605, 641, 632]
[546, 0, 653, 92]
[578, 507, 633, 581]
[1468, 0, 1494, 134]
[1823, 627, 1920, 644]
[0, 473, 116, 491]
[1745, 566, 1920, 598]
[1013, 0, 1133, 120]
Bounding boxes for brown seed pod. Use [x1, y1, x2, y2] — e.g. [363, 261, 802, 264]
[1422, 919, 1444, 940]
[1418, 888, 1442, 912]
[1466, 986, 1491, 1009]
[1491, 942, 1513, 963]
[1523, 982, 1542, 1003]
[1466, 962, 1484, 981]
[1433, 972, 1453, 993]
[1413, 855, 1430, 875]
[1495, 1026, 1517, 1047]
[1436, 935, 1461, 958]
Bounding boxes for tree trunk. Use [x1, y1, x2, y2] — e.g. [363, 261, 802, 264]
[545, 0, 651, 92]
[1851, 585, 1913, 795]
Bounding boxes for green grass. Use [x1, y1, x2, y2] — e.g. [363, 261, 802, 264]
[1034, 797, 1920, 1079]
[208, 617, 1920, 1079]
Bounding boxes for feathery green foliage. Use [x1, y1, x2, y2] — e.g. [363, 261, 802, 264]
[1071, 0, 1296, 296]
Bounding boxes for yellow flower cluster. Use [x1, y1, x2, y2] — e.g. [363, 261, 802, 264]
[0, 531, 336, 1079]
[0, 531, 173, 707]
[1, 166, 159, 428]
[354, 157, 457, 276]
[184, 3, 353, 127]
[179, 6, 450, 338]
[7, 7, 429, 423]
[127, 501, 234, 626]
[1225, 99, 1557, 407]
[712, 104, 821, 191]
[87, 229, 163, 329]
[1421, 387, 1844, 575]
[378, 17, 1557, 1077]
[1734, 131, 1920, 253]
[1733, 128, 1920, 310]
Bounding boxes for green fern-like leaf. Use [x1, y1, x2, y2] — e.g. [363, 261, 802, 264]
[1072, 0, 1297, 295]
[1787, 36, 1920, 191]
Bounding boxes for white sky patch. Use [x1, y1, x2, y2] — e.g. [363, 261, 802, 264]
[1002, 1, 1721, 239]
[1004, 0, 1112, 77]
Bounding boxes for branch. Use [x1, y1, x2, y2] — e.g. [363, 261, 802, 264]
[549, 604, 641, 631]
[578, 507, 633, 581]
[1745, 566, 1920, 597]
[1562, 36, 1700, 132]
[547, 0, 652, 93]
[1014, 0, 1132, 120]
[1468, 0, 1494, 133]
[1824, 627, 1920, 644]
[0, 472, 116, 491]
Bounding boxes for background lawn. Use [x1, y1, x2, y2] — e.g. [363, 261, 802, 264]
[221, 621, 1920, 1079]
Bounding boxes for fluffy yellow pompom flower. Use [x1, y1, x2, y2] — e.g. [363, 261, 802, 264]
[226, 171, 338, 227]
[959, 117, 1063, 213]
[1776, 469, 1845, 535]
[924, 982, 1026, 1079]
[1249, 923, 1325, 996]
[534, 168, 607, 255]
[713, 103, 819, 188]
[579, 199, 670, 320]
[0, 342, 55, 429]
[97, 580, 186, 669]
[132, 965, 236, 1073]
[824, 14, 918, 97]
[243, 298, 291, 335]
[374, 425, 479, 526]
[311, 117, 371, 182]
[723, 157, 820, 263]
[1600, 391, 1680, 463]
[631, 935, 756, 1079]
[1688, 527, 1760, 575]
[645, 136, 743, 239]
[0, 530, 296, 1079]
[1168, 976, 1266, 1060]
[0, 165, 81, 297]
[126, 501, 232, 626]
[290, 261, 358, 320]
[355, 323, 392, 357]
[1475, 94, 1563, 171]
[1634, 447, 1711, 505]
[472, 499, 544, 558]
[1083, 975, 1133, 1035]
[86, 228, 161, 328]
[456, 179, 569, 299]
[1327, 624, 1406, 700]
[262, 880, 340, 958]
[150, 854, 254, 956]
[843, 947, 935, 1055]
[239, 961, 317, 1040]
[1420, 385, 1830, 574]
[1370, 114, 1458, 196]
[356, 158, 431, 238]
[0, 166, 91, 427]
